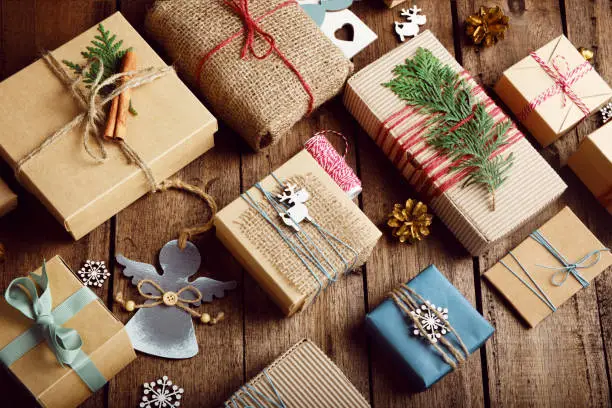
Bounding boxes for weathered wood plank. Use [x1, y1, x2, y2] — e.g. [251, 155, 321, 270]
[0, 1, 115, 407]
[356, 1, 486, 406]
[456, 0, 612, 406]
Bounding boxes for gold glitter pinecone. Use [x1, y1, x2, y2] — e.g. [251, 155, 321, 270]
[465, 6, 510, 47]
[387, 199, 433, 244]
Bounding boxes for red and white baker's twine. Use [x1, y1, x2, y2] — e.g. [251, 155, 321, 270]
[376, 71, 523, 199]
[195, 0, 314, 114]
[305, 130, 361, 196]
[517, 52, 592, 121]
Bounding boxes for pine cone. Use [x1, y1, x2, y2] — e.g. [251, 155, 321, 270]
[465, 6, 509, 47]
[387, 199, 433, 244]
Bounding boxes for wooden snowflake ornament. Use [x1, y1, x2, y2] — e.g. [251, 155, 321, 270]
[410, 301, 449, 343]
[78, 260, 110, 287]
[141, 376, 184, 407]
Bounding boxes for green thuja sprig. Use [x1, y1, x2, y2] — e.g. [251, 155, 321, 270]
[384, 47, 513, 210]
[63, 23, 137, 115]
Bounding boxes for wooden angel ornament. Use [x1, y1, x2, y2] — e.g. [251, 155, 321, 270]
[115, 240, 237, 359]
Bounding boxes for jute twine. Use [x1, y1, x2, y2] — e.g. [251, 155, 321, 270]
[15, 52, 217, 248]
[145, 0, 353, 150]
[389, 284, 469, 369]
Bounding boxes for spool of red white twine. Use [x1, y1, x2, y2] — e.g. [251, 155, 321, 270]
[305, 130, 362, 199]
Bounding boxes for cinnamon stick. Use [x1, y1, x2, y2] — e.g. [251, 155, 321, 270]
[103, 97, 119, 140]
[114, 51, 137, 141]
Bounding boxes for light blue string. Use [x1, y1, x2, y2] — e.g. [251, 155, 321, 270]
[531, 230, 610, 288]
[225, 369, 287, 408]
[499, 251, 557, 312]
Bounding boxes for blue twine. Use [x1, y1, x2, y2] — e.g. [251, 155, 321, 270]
[225, 369, 287, 408]
[531, 229, 610, 288]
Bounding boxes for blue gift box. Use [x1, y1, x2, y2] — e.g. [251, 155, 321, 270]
[365, 265, 494, 390]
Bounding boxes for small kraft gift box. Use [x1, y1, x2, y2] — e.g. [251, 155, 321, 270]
[568, 122, 612, 215]
[484, 207, 612, 328]
[495, 34, 612, 147]
[145, 0, 353, 150]
[0, 178, 17, 218]
[365, 265, 494, 390]
[0, 12, 217, 240]
[0, 256, 136, 408]
[223, 339, 370, 407]
[343, 30, 566, 255]
[215, 150, 381, 316]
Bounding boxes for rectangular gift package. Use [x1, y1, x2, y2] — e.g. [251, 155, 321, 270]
[215, 150, 381, 316]
[343, 30, 566, 255]
[365, 265, 494, 390]
[0, 12, 217, 240]
[495, 34, 612, 147]
[0, 178, 17, 217]
[568, 122, 612, 214]
[484, 207, 612, 327]
[223, 339, 370, 407]
[0, 256, 136, 408]
[145, 0, 352, 150]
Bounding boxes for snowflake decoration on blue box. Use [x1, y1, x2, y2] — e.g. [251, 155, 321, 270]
[140, 376, 184, 407]
[410, 300, 449, 343]
[78, 260, 110, 288]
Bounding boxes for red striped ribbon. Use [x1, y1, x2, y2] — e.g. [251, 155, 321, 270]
[517, 52, 592, 122]
[376, 71, 522, 199]
[194, 0, 315, 114]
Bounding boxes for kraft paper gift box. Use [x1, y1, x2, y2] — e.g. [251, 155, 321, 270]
[0, 256, 136, 408]
[365, 265, 494, 390]
[568, 122, 612, 214]
[495, 35, 612, 147]
[224, 339, 370, 407]
[343, 30, 567, 255]
[484, 207, 612, 328]
[0, 12, 217, 240]
[0, 178, 17, 217]
[215, 150, 381, 316]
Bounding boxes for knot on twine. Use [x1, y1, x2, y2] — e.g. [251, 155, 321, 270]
[388, 284, 468, 370]
[224, 0, 276, 60]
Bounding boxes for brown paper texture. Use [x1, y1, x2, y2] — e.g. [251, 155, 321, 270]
[225, 339, 370, 407]
[0, 178, 17, 217]
[0, 12, 217, 240]
[215, 150, 381, 316]
[569, 122, 612, 214]
[484, 207, 612, 328]
[0, 256, 136, 408]
[344, 30, 566, 255]
[495, 35, 612, 147]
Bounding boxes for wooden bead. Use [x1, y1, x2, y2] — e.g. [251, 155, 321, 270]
[200, 313, 211, 324]
[125, 300, 136, 312]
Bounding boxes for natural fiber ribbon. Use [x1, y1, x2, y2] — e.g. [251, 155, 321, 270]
[517, 52, 592, 121]
[389, 284, 469, 370]
[0, 261, 107, 392]
[125, 279, 205, 319]
[13, 52, 217, 248]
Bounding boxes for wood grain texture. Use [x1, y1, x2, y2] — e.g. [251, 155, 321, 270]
[0, 0, 611, 407]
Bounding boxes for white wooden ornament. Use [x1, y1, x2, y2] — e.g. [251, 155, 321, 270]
[140, 376, 184, 407]
[276, 183, 313, 231]
[320, 9, 378, 59]
[410, 300, 449, 343]
[394, 5, 427, 42]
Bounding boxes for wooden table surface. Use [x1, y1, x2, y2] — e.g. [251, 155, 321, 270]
[1, 0, 611, 407]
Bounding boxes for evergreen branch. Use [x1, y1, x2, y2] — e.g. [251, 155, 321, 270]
[384, 47, 514, 210]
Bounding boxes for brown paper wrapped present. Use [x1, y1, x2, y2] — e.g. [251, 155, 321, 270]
[215, 150, 381, 316]
[495, 35, 612, 147]
[224, 339, 370, 407]
[0, 178, 17, 217]
[569, 122, 612, 214]
[343, 30, 566, 255]
[146, 0, 353, 150]
[0, 256, 136, 408]
[484, 207, 612, 327]
[0, 12, 217, 240]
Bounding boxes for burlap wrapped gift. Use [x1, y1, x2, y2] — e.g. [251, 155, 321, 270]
[146, 0, 353, 150]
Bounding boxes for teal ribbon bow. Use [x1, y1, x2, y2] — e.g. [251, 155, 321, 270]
[531, 230, 611, 288]
[0, 261, 107, 392]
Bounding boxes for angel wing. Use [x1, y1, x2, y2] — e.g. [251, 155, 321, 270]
[116, 254, 163, 290]
[187, 277, 238, 306]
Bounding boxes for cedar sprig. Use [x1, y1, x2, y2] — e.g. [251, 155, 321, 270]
[63, 23, 136, 114]
[384, 47, 513, 210]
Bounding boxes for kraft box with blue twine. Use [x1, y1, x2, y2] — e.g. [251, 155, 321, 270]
[0, 256, 136, 408]
[365, 265, 494, 390]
